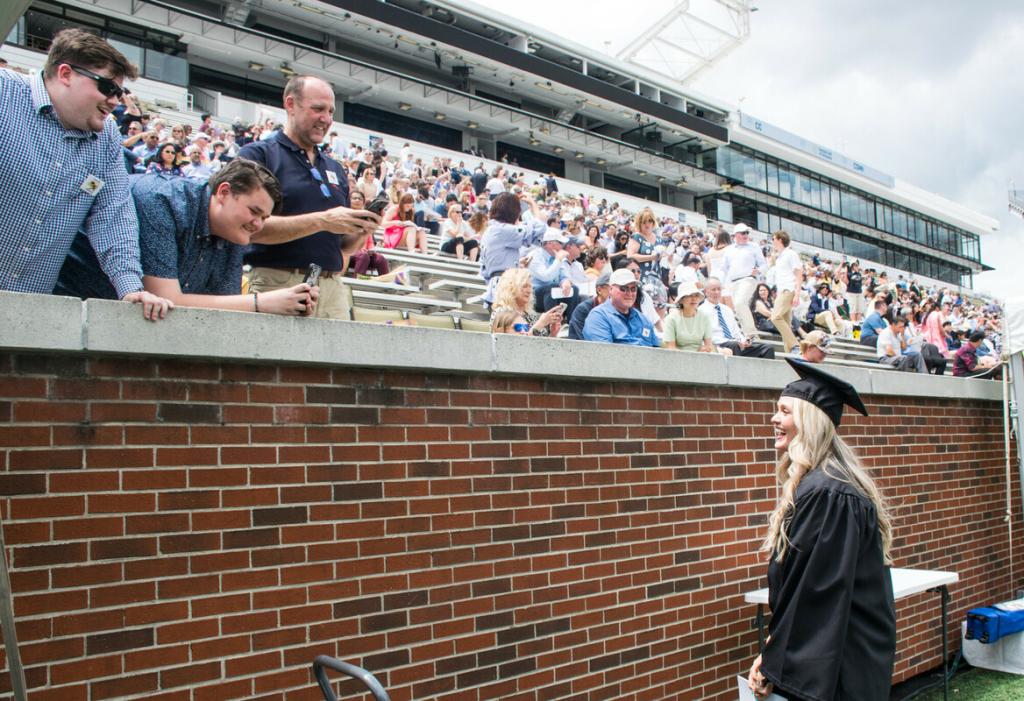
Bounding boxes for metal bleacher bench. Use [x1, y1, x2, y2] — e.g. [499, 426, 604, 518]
[350, 290, 462, 314]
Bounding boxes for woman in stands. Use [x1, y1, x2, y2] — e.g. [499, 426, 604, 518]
[748, 359, 895, 701]
[706, 229, 731, 281]
[663, 281, 728, 355]
[921, 299, 951, 361]
[355, 166, 381, 203]
[439, 203, 479, 261]
[707, 229, 733, 307]
[751, 282, 777, 335]
[608, 230, 631, 265]
[626, 207, 659, 277]
[583, 247, 608, 279]
[479, 192, 547, 304]
[146, 142, 184, 177]
[345, 190, 390, 279]
[583, 224, 601, 252]
[169, 124, 187, 148]
[489, 268, 562, 337]
[381, 193, 428, 254]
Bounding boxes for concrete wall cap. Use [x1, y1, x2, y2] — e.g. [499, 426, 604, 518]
[0, 291, 1002, 401]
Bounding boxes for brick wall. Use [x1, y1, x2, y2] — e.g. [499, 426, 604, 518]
[0, 350, 1018, 701]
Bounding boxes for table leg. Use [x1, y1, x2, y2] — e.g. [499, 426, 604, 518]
[756, 604, 765, 653]
[928, 585, 950, 701]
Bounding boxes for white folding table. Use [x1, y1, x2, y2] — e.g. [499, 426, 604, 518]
[744, 567, 959, 700]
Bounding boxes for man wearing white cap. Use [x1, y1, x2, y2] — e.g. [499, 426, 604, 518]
[582, 268, 658, 346]
[719, 222, 766, 337]
[528, 227, 580, 318]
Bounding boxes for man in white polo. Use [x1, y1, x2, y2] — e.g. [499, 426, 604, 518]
[719, 223, 766, 338]
[769, 230, 802, 353]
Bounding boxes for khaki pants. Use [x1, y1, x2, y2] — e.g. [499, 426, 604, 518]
[770, 289, 798, 353]
[732, 277, 758, 337]
[814, 310, 839, 334]
[247, 267, 351, 320]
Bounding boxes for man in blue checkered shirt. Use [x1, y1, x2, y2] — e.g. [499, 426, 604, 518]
[0, 28, 172, 321]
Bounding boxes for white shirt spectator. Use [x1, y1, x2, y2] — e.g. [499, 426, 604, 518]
[875, 327, 904, 359]
[673, 264, 699, 286]
[772, 247, 802, 293]
[486, 176, 506, 196]
[720, 241, 767, 285]
[699, 299, 744, 345]
[182, 162, 214, 180]
[438, 218, 473, 246]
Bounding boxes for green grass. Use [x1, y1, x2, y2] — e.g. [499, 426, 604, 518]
[918, 668, 1024, 700]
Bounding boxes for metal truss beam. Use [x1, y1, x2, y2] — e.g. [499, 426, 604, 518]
[616, 0, 752, 86]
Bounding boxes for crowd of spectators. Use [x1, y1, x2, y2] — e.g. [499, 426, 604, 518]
[0, 30, 1006, 380]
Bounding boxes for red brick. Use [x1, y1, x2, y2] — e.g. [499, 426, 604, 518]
[9, 448, 83, 470]
[86, 447, 154, 468]
[122, 468, 188, 490]
[88, 493, 156, 514]
[10, 495, 85, 519]
[90, 401, 158, 422]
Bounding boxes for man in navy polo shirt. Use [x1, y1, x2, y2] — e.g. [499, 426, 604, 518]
[582, 268, 659, 346]
[240, 75, 379, 319]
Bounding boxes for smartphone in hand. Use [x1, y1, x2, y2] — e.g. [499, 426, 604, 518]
[365, 195, 390, 216]
[303, 263, 322, 288]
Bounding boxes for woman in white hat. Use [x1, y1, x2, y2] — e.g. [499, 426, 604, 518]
[663, 281, 731, 355]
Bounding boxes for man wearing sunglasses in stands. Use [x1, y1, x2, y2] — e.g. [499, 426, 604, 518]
[239, 75, 380, 319]
[0, 28, 173, 321]
[582, 268, 659, 346]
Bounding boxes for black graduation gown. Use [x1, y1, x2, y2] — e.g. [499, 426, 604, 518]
[760, 469, 896, 701]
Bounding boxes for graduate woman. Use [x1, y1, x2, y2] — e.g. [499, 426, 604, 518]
[748, 359, 896, 701]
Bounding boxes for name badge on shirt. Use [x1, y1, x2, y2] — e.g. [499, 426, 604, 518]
[325, 170, 339, 185]
[81, 175, 105, 196]
[641, 328, 651, 338]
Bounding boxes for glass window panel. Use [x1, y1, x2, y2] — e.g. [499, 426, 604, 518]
[766, 163, 778, 194]
[799, 174, 812, 205]
[778, 168, 793, 200]
[108, 38, 143, 74]
[717, 199, 733, 223]
[144, 49, 188, 86]
[753, 158, 768, 191]
[810, 179, 821, 209]
[715, 147, 730, 177]
[914, 217, 927, 243]
[757, 211, 769, 231]
[830, 185, 841, 214]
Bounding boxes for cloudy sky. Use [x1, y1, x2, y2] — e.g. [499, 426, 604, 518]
[473, 0, 1023, 298]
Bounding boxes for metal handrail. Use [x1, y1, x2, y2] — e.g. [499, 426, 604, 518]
[312, 655, 391, 701]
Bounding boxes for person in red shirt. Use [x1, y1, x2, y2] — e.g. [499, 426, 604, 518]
[953, 331, 1001, 379]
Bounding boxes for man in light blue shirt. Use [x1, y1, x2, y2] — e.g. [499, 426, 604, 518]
[528, 228, 580, 318]
[583, 268, 658, 346]
[859, 299, 889, 347]
[0, 28, 171, 320]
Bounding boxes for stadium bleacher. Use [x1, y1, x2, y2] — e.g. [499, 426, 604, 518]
[2, 47, 1000, 373]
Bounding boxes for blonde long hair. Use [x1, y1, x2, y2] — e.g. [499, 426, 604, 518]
[762, 398, 893, 564]
[493, 268, 533, 312]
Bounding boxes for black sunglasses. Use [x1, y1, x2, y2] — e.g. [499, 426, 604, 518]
[68, 64, 125, 99]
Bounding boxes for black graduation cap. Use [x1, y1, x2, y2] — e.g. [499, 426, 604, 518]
[780, 357, 868, 427]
